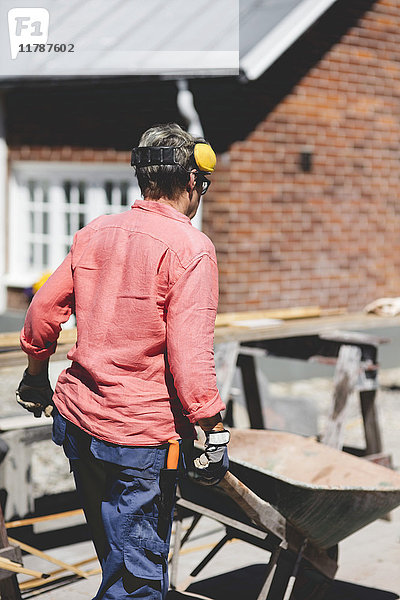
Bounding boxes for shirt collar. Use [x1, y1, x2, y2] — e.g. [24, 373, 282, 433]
[132, 199, 191, 224]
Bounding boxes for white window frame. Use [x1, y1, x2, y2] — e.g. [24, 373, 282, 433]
[5, 161, 141, 288]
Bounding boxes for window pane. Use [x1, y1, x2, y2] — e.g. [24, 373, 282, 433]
[28, 180, 35, 203]
[121, 182, 128, 206]
[42, 212, 49, 234]
[65, 212, 71, 235]
[11, 168, 139, 282]
[42, 244, 49, 266]
[63, 181, 71, 203]
[42, 184, 49, 203]
[78, 182, 85, 205]
[105, 181, 113, 205]
[29, 243, 34, 266]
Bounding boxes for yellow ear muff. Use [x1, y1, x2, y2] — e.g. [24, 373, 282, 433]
[194, 143, 216, 173]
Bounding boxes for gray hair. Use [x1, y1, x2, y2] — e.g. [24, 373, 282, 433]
[134, 123, 206, 200]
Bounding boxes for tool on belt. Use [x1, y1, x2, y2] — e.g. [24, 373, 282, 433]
[158, 439, 180, 539]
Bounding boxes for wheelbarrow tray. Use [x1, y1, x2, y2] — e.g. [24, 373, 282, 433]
[222, 429, 400, 548]
[195, 429, 400, 549]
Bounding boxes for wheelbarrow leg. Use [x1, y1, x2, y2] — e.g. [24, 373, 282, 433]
[191, 533, 231, 579]
[290, 567, 333, 600]
[178, 513, 202, 550]
[169, 510, 202, 589]
[290, 544, 338, 600]
[264, 539, 308, 600]
[169, 508, 183, 590]
[256, 542, 282, 600]
[177, 533, 231, 592]
[264, 550, 295, 600]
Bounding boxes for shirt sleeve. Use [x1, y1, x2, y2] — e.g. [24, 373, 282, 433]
[165, 252, 225, 423]
[20, 251, 74, 360]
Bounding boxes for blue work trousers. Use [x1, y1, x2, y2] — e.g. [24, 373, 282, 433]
[53, 414, 175, 600]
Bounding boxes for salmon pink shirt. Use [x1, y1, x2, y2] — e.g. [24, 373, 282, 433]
[20, 200, 225, 446]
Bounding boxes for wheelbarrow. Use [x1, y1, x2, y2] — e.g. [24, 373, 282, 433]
[171, 429, 400, 599]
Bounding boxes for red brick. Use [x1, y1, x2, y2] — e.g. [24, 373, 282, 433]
[203, 0, 400, 313]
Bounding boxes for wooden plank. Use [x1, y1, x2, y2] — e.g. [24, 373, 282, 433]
[0, 343, 72, 367]
[214, 313, 400, 345]
[215, 306, 322, 327]
[19, 575, 65, 591]
[19, 568, 100, 592]
[0, 547, 22, 582]
[0, 415, 53, 433]
[18, 555, 98, 590]
[0, 307, 344, 351]
[0, 556, 48, 578]
[85, 566, 101, 576]
[6, 509, 84, 529]
[0, 327, 77, 350]
[360, 390, 382, 455]
[1, 312, 400, 368]
[0, 332, 20, 348]
[320, 329, 388, 346]
[7, 537, 89, 579]
[322, 345, 362, 449]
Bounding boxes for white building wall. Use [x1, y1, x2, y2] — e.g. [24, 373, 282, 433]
[0, 94, 7, 313]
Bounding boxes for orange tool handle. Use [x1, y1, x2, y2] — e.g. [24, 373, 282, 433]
[166, 439, 180, 469]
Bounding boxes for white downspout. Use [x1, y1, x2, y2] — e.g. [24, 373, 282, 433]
[0, 93, 7, 313]
[176, 79, 204, 231]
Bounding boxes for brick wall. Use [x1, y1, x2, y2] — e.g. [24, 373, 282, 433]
[200, 0, 400, 312]
[6, 0, 400, 314]
[8, 146, 129, 163]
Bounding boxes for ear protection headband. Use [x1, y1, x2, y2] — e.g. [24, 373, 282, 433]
[131, 143, 216, 174]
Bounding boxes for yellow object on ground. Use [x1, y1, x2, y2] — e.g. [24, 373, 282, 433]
[32, 272, 52, 295]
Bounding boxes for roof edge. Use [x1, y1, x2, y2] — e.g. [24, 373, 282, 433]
[240, 0, 339, 81]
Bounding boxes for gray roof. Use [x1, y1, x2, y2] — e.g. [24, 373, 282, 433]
[240, 0, 302, 57]
[0, 0, 337, 81]
[240, 0, 339, 80]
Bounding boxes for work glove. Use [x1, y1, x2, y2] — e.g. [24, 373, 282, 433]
[16, 369, 54, 418]
[193, 429, 230, 486]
